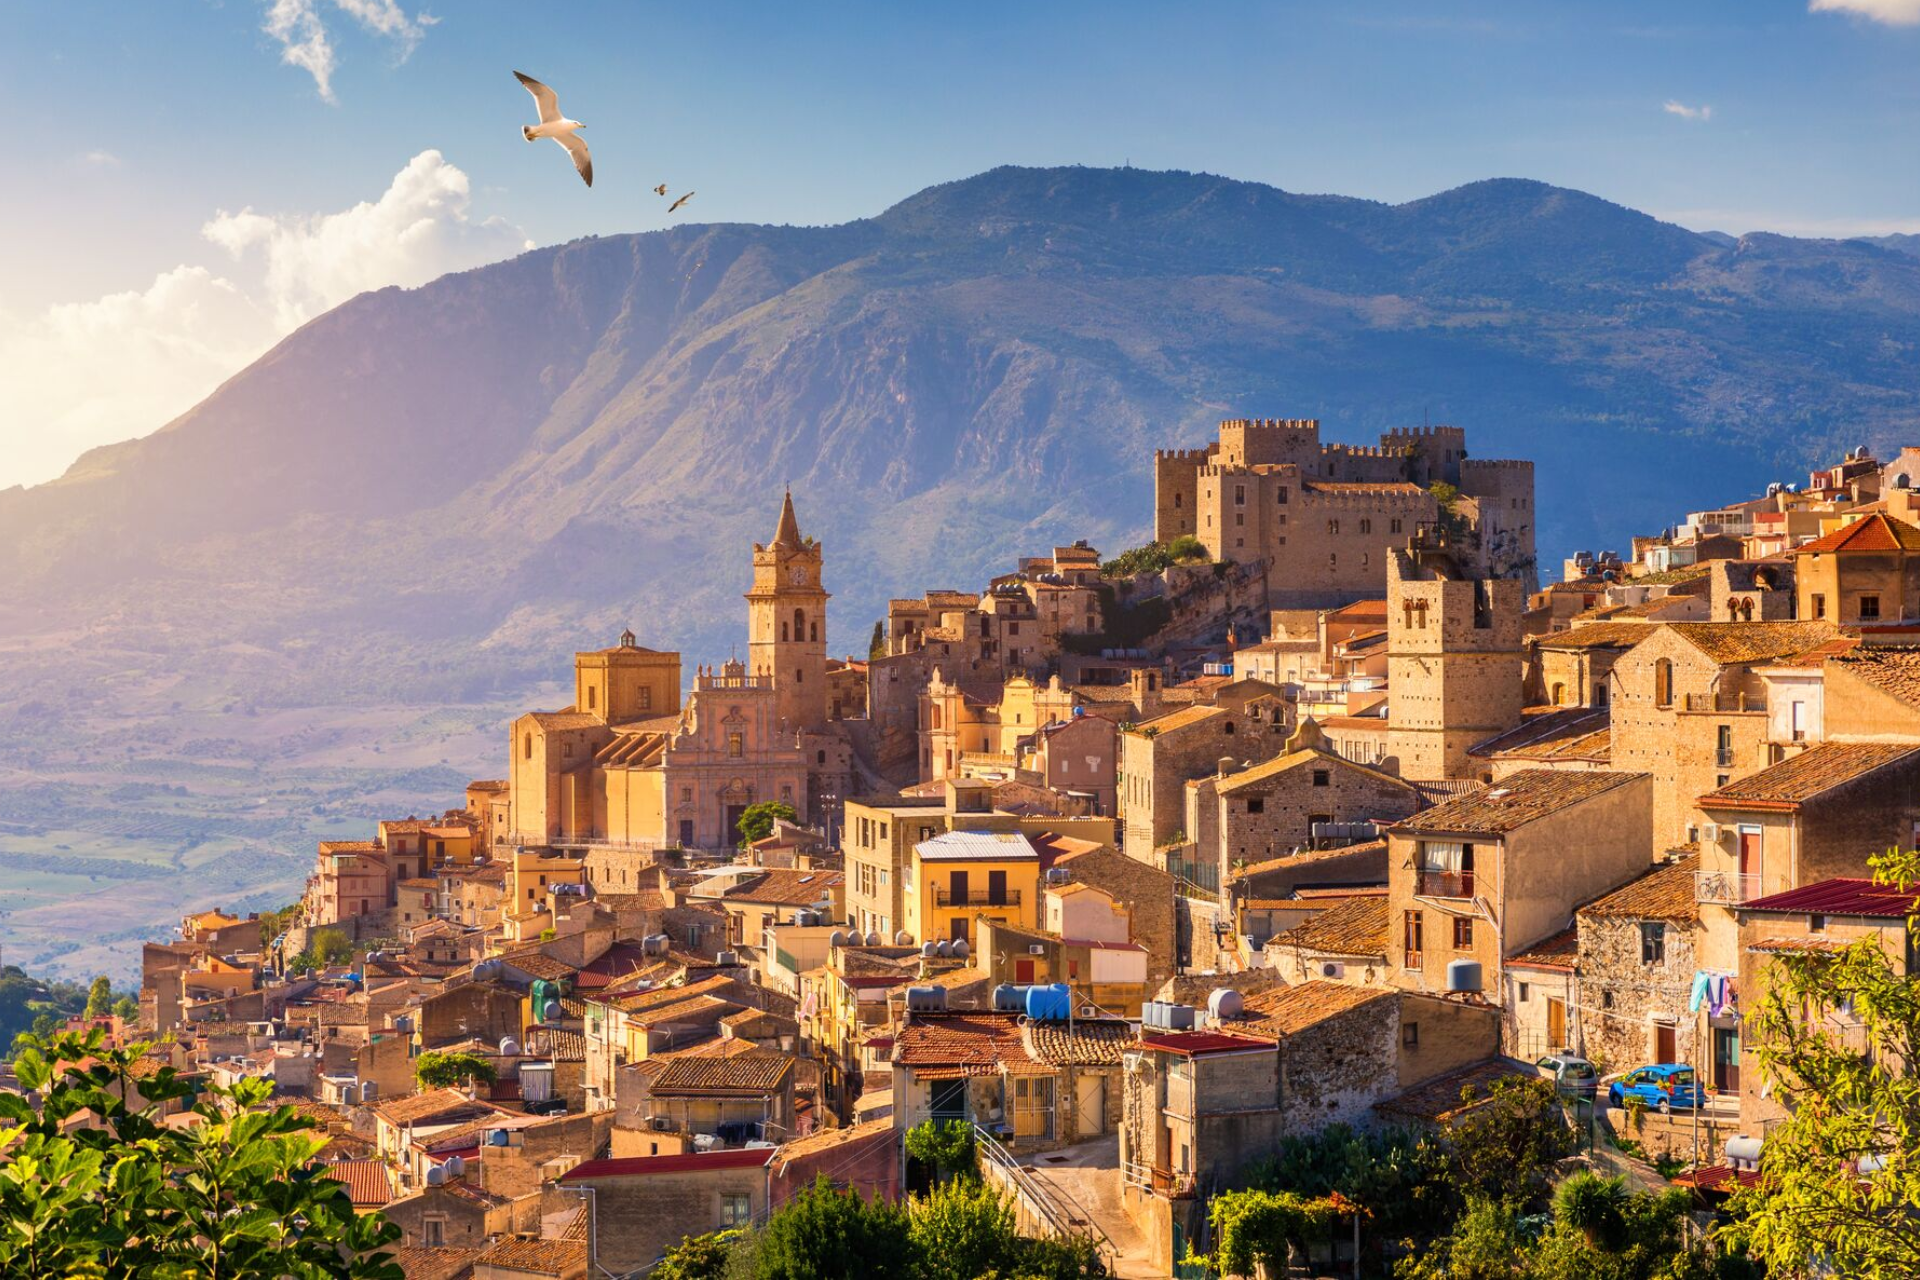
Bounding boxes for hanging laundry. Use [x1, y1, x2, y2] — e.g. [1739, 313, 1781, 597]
[1690, 970, 1712, 1013]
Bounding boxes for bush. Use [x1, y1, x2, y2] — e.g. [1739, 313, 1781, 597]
[738, 802, 799, 846]
[415, 1050, 498, 1090]
[910, 1178, 1018, 1280]
[752, 1177, 914, 1280]
[904, 1119, 978, 1183]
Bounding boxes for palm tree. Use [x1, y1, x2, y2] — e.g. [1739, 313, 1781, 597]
[1552, 1170, 1627, 1250]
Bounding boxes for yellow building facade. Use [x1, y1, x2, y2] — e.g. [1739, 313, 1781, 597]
[903, 831, 1042, 946]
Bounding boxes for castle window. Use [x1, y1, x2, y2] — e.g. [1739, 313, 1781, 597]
[796, 669, 803, 683]
[794, 608, 805, 639]
[1235, 485, 1245, 505]
[1329, 553, 1337, 570]
[586, 686, 597, 711]
[810, 622, 819, 641]
[1359, 519, 1371, 535]
[1276, 487, 1289, 505]
[781, 622, 789, 641]
[1174, 493, 1182, 508]
[1362, 552, 1369, 568]
[524, 733, 533, 760]
[1327, 520, 1340, 535]
[1654, 658, 1674, 709]
[1391, 519, 1402, 534]
[1234, 513, 1244, 527]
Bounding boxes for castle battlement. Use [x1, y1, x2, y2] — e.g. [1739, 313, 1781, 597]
[1153, 447, 1213, 465]
[1219, 416, 1321, 432]
[1380, 425, 1468, 441]
[1460, 458, 1533, 472]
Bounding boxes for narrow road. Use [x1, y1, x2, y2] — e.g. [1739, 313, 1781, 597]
[1019, 1135, 1160, 1280]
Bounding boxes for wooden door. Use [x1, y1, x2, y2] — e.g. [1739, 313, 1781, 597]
[1012, 1076, 1052, 1139]
[1076, 1073, 1106, 1136]
[1714, 1026, 1741, 1093]
[1015, 959, 1035, 983]
[1655, 1022, 1677, 1064]
[1546, 998, 1567, 1051]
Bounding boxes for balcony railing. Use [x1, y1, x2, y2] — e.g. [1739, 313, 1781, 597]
[1696, 870, 1761, 906]
[934, 888, 1022, 908]
[1417, 869, 1475, 899]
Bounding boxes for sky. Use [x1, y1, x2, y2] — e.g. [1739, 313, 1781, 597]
[2, 0, 1918, 491]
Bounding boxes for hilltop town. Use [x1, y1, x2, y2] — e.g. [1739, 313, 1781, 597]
[81, 415, 1920, 1276]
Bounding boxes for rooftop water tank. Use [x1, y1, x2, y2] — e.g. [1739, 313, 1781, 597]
[1445, 960, 1483, 994]
[992, 984, 1027, 1013]
[1207, 988, 1245, 1022]
[1025, 983, 1072, 1022]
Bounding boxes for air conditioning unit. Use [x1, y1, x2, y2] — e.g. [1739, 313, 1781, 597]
[1699, 823, 1722, 844]
[651, 1117, 673, 1132]
[1028, 944, 1047, 956]
[1320, 961, 1346, 980]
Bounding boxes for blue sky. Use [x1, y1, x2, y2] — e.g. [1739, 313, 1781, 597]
[3, 0, 1917, 488]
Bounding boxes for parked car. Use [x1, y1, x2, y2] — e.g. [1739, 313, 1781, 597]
[1608, 1064, 1702, 1113]
[1533, 1054, 1599, 1095]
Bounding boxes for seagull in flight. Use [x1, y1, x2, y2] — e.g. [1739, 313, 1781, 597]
[514, 71, 591, 188]
[668, 191, 695, 213]
[653, 183, 668, 197]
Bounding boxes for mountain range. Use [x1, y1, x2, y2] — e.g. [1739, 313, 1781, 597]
[7, 164, 1920, 974]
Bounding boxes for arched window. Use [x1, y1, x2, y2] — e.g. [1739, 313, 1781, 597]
[1550, 682, 1566, 707]
[1654, 658, 1674, 709]
[780, 622, 789, 641]
[810, 621, 819, 642]
[523, 733, 533, 760]
[793, 608, 805, 641]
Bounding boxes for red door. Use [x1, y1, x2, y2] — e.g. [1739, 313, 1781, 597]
[1738, 831, 1760, 898]
[1015, 959, 1035, 983]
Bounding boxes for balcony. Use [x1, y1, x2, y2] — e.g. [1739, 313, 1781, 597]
[1696, 870, 1761, 906]
[934, 887, 1022, 908]
[1417, 869, 1475, 899]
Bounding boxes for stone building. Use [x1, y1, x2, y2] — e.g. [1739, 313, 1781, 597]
[1154, 418, 1537, 608]
[1386, 769, 1653, 1002]
[1791, 511, 1920, 625]
[1118, 700, 1291, 866]
[1528, 622, 1647, 709]
[1262, 895, 1389, 987]
[1504, 928, 1577, 1061]
[1385, 546, 1527, 782]
[1467, 706, 1612, 779]
[1607, 621, 1840, 845]
[557, 1150, 772, 1277]
[1574, 855, 1702, 1074]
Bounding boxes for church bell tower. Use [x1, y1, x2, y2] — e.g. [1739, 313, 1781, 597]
[746, 490, 829, 732]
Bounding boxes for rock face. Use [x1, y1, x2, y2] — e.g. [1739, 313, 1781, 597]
[8, 164, 1920, 710]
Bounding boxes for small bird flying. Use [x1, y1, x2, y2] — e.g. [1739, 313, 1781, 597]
[653, 183, 668, 196]
[514, 71, 591, 188]
[668, 191, 695, 213]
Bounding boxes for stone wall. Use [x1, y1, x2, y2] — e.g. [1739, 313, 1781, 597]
[1576, 916, 1700, 1073]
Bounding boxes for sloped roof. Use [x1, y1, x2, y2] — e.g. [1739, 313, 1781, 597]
[648, 1053, 794, 1094]
[370, 1088, 497, 1127]
[1266, 897, 1388, 958]
[1373, 1057, 1533, 1124]
[1233, 981, 1392, 1041]
[320, 1159, 394, 1207]
[1743, 878, 1920, 918]
[1394, 769, 1645, 836]
[722, 869, 845, 906]
[893, 1012, 1044, 1076]
[386, 1245, 482, 1280]
[1698, 742, 1920, 811]
[1506, 927, 1577, 971]
[1023, 1019, 1134, 1066]
[1534, 622, 1658, 651]
[1667, 621, 1842, 666]
[1469, 707, 1610, 763]
[773, 1117, 894, 1169]
[1828, 645, 1920, 706]
[1791, 511, 1920, 556]
[561, 1148, 774, 1181]
[1216, 748, 1412, 796]
[1578, 854, 1699, 924]
[474, 1237, 588, 1277]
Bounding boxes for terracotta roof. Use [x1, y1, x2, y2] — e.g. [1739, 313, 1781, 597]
[893, 1012, 1043, 1076]
[1506, 927, 1578, 971]
[1394, 769, 1646, 836]
[1742, 877, 1920, 918]
[524, 1026, 587, 1060]
[1135, 1030, 1272, 1056]
[1672, 1165, 1762, 1193]
[1129, 705, 1226, 736]
[474, 1237, 588, 1277]
[1373, 1057, 1534, 1124]
[1791, 511, 1920, 556]
[1469, 707, 1610, 763]
[320, 1159, 394, 1207]
[1267, 897, 1388, 958]
[1232, 982, 1392, 1040]
[1827, 645, 1920, 706]
[1023, 1019, 1133, 1066]
[1667, 621, 1842, 666]
[1325, 599, 1389, 623]
[1747, 936, 1855, 954]
[387, 1245, 483, 1280]
[499, 952, 578, 982]
[722, 869, 845, 906]
[591, 890, 666, 913]
[1698, 742, 1920, 811]
[561, 1148, 774, 1181]
[371, 1088, 498, 1127]
[528, 710, 603, 730]
[648, 1053, 794, 1094]
[1534, 622, 1657, 651]
[1216, 748, 1413, 796]
[1579, 854, 1700, 924]
[1234, 839, 1387, 882]
[774, 1117, 895, 1168]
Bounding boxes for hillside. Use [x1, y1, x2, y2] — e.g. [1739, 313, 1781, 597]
[7, 164, 1920, 976]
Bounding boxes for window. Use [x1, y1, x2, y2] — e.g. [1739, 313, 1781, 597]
[1359, 518, 1372, 535]
[1390, 518, 1403, 534]
[1518, 982, 1530, 1003]
[1235, 513, 1244, 527]
[1812, 593, 1827, 619]
[1223, 721, 1236, 735]
[720, 1193, 752, 1228]
[639, 687, 653, 710]
[586, 686, 597, 711]
[1453, 917, 1473, 949]
[1276, 486, 1289, 504]
[1245, 797, 1264, 814]
[1653, 658, 1674, 709]
[728, 732, 744, 757]
[1808, 914, 1826, 932]
[423, 1219, 446, 1247]
[523, 733, 533, 760]
[1174, 492, 1183, 508]
[1602, 989, 1615, 1010]
[1402, 1022, 1419, 1047]
[1639, 921, 1666, 965]
[1327, 519, 1340, 536]
[1403, 910, 1424, 965]
[1235, 485, 1246, 505]
[1312, 769, 1330, 787]
[1861, 594, 1882, 620]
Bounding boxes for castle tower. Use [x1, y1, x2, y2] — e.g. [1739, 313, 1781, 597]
[746, 490, 829, 732]
[1385, 546, 1526, 782]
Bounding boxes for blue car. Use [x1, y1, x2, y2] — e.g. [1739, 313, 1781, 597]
[1608, 1064, 1702, 1113]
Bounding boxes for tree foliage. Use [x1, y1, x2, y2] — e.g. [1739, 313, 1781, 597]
[751, 1177, 915, 1280]
[910, 1177, 1018, 1280]
[414, 1050, 498, 1090]
[84, 977, 113, 1019]
[290, 927, 353, 973]
[904, 1119, 978, 1183]
[0, 1027, 400, 1278]
[868, 620, 886, 661]
[737, 802, 799, 847]
[1199, 1188, 1340, 1277]
[1099, 537, 1208, 580]
[1442, 1076, 1578, 1209]
[655, 1229, 741, 1280]
[1398, 1183, 1720, 1280]
[1725, 846, 1920, 1279]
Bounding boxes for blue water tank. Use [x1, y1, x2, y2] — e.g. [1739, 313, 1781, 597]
[992, 984, 1026, 1013]
[1025, 983, 1072, 1022]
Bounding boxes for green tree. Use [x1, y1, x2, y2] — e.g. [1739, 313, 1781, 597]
[909, 1178, 1018, 1280]
[0, 1027, 401, 1278]
[655, 1228, 740, 1280]
[1166, 534, 1207, 562]
[84, 976, 113, 1020]
[904, 1119, 978, 1184]
[1442, 1076, 1578, 1210]
[111, 996, 138, 1023]
[1551, 1171, 1627, 1250]
[1725, 846, 1920, 1279]
[1200, 1188, 1339, 1278]
[868, 620, 886, 661]
[751, 1177, 914, 1280]
[737, 801, 798, 847]
[292, 928, 353, 972]
[1395, 1198, 1530, 1280]
[414, 1050, 498, 1091]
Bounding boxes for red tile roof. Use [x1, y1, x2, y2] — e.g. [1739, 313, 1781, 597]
[1578, 854, 1699, 924]
[1742, 878, 1920, 918]
[1791, 511, 1920, 556]
[1698, 742, 1920, 811]
[1506, 927, 1577, 971]
[474, 1236, 588, 1277]
[1394, 769, 1645, 836]
[320, 1159, 394, 1207]
[1135, 1030, 1272, 1056]
[560, 1148, 774, 1180]
[892, 1013, 1043, 1075]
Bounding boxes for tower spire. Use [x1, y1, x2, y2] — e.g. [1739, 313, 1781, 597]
[772, 486, 802, 549]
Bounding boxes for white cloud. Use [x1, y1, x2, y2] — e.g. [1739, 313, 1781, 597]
[1655, 207, 1920, 237]
[1810, 0, 1920, 25]
[262, 0, 437, 103]
[80, 149, 121, 167]
[0, 151, 528, 491]
[1662, 100, 1713, 122]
